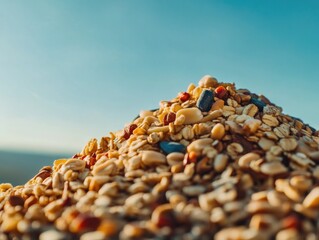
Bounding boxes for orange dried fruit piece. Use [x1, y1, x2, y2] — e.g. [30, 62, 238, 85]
[178, 92, 190, 102]
[214, 86, 228, 99]
[53, 159, 68, 171]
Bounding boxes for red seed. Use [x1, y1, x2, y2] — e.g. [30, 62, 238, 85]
[35, 170, 51, 180]
[156, 211, 175, 228]
[123, 124, 138, 139]
[214, 86, 228, 99]
[70, 213, 101, 233]
[123, 131, 130, 140]
[62, 197, 72, 207]
[188, 151, 198, 163]
[128, 124, 138, 134]
[152, 204, 176, 228]
[282, 215, 300, 229]
[89, 157, 97, 167]
[164, 112, 176, 125]
[9, 196, 24, 207]
[69, 209, 80, 221]
[179, 92, 190, 102]
[183, 152, 198, 166]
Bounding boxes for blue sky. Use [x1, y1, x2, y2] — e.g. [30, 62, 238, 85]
[0, 0, 318, 153]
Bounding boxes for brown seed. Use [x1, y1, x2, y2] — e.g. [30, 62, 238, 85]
[34, 169, 52, 180]
[195, 157, 211, 174]
[151, 204, 176, 228]
[164, 112, 176, 125]
[211, 123, 225, 140]
[303, 187, 319, 208]
[98, 220, 119, 237]
[215, 86, 229, 100]
[8, 195, 24, 207]
[239, 93, 251, 102]
[70, 213, 101, 233]
[232, 134, 254, 153]
[282, 215, 300, 229]
[178, 92, 190, 102]
[123, 124, 137, 139]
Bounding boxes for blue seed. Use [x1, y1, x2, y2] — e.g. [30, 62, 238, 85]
[251, 97, 266, 111]
[196, 89, 214, 112]
[160, 141, 186, 154]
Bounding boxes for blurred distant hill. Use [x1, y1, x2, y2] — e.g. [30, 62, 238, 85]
[0, 150, 72, 186]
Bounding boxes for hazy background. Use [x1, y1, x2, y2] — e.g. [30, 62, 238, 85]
[1, 0, 318, 185]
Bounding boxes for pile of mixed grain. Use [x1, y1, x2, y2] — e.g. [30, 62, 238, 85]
[1, 75, 319, 240]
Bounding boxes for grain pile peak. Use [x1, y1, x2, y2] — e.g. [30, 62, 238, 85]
[1, 75, 319, 240]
